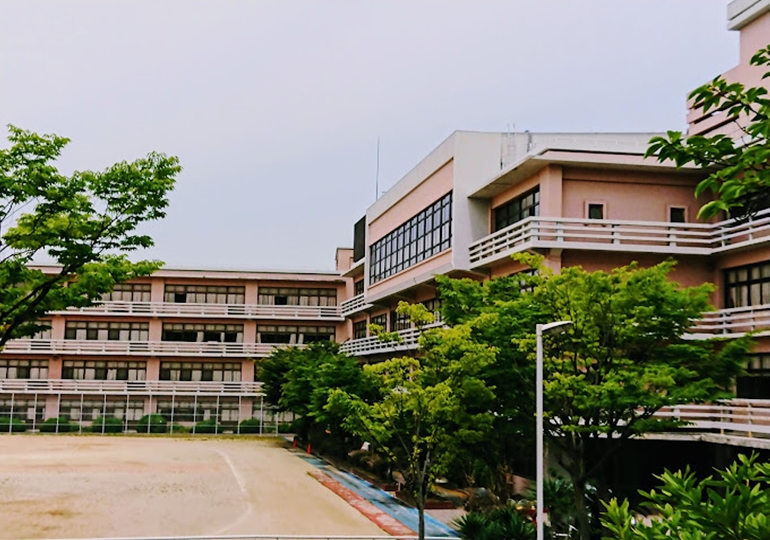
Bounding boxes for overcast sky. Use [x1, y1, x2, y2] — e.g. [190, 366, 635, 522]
[0, 1, 739, 271]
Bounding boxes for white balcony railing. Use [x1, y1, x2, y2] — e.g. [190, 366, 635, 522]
[0, 378, 263, 396]
[469, 208, 770, 267]
[340, 293, 372, 317]
[654, 399, 770, 439]
[0, 340, 292, 357]
[51, 301, 343, 320]
[691, 304, 770, 337]
[339, 323, 443, 356]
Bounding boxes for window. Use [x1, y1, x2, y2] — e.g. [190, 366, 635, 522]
[724, 261, 770, 308]
[354, 280, 365, 296]
[369, 192, 453, 284]
[160, 362, 242, 382]
[102, 283, 151, 302]
[587, 203, 604, 220]
[0, 398, 45, 421]
[62, 361, 146, 381]
[494, 187, 540, 232]
[669, 207, 686, 223]
[0, 359, 48, 379]
[33, 323, 52, 340]
[370, 314, 388, 329]
[257, 288, 337, 306]
[390, 309, 412, 331]
[58, 399, 144, 421]
[164, 285, 245, 304]
[65, 322, 149, 341]
[353, 320, 368, 339]
[162, 324, 243, 343]
[257, 325, 335, 344]
[737, 353, 770, 399]
[421, 298, 443, 323]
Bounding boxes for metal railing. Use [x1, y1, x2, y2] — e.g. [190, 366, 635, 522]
[52, 302, 343, 320]
[692, 303, 770, 337]
[340, 294, 372, 317]
[0, 378, 263, 396]
[1, 340, 293, 357]
[469, 208, 770, 267]
[655, 399, 770, 438]
[339, 323, 443, 356]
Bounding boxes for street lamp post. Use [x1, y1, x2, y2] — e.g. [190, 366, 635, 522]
[536, 320, 572, 540]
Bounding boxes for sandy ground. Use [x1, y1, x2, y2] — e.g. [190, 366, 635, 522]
[0, 435, 387, 539]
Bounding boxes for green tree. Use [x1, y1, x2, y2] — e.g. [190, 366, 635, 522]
[436, 255, 749, 540]
[602, 454, 770, 540]
[327, 303, 497, 540]
[646, 44, 770, 219]
[0, 125, 180, 346]
[258, 341, 374, 446]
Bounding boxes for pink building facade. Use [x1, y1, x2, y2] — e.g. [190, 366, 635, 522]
[2, 0, 769, 431]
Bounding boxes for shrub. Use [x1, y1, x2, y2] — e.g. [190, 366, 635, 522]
[0, 416, 27, 433]
[193, 419, 222, 434]
[169, 423, 188, 434]
[39, 417, 76, 433]
[455, 506, 535, 540]
[137, 414, 167, 434]
[90, 416, 123, 433]
[238, 418, 261, 434]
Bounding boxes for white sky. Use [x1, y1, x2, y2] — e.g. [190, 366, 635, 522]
[0, 1, 739, 271]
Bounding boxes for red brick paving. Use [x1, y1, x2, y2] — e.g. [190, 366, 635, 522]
[309, 469, 416, 536]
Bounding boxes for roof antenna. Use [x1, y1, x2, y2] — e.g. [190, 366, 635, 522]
[375, 136, 381, 201]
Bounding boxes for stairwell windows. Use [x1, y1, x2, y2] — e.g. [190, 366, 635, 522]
[493, 187, 540, 232]
[369, 192, 453, 284]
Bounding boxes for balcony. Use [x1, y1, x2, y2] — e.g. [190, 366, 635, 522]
[0, 378, 263, 396]
[339, 323, 443, 357]
[341, 293, 373, 317]
[0, 340, 291, 357]
[469, 208, 770, 268]
[690, 303, 770, 338]
[51, 302, 343, 321]
[653, 399, 770, 441]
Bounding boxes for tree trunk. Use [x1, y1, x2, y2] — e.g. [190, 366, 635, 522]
[416, 475, 426, 540]
[573, 478, 592, 540]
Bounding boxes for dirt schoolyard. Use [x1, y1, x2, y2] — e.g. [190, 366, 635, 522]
[0, 435, 386, 539]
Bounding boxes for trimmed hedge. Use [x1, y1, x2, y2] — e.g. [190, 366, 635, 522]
[137, 414, 167, 434]
[169, 423, 189, 434]
[39, 417, 76, 433]
[90, 416, 124, 433]
[238, 418, 261, 434]
[193, 419, 222, 434]
[0, 416, 27, 433]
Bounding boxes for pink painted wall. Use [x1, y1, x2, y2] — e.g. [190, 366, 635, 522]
[490, 166, 563, 220]
[561, 169, 707, 222]
[368, 160, 454, 243]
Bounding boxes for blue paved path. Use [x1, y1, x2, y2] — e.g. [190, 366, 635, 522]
[297, 453, 458, 537]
